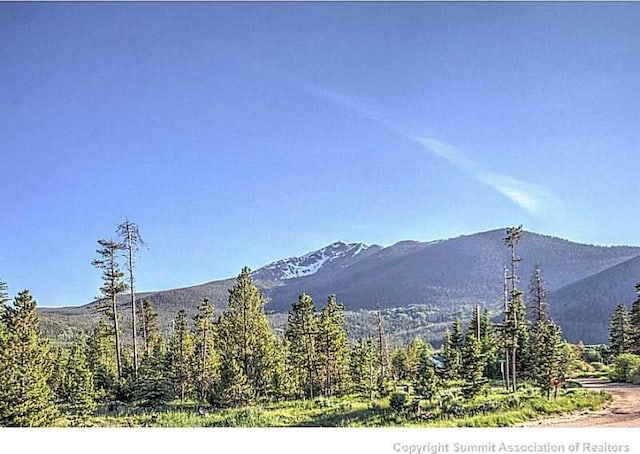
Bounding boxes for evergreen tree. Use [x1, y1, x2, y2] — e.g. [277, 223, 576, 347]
[461, 334, 485, 397]
[193, 298, 219, 401]
[461, 309, 487, 396]
[217, 267, 280, 402]
[0, 290, 57, 426]
[285, 293, 319, 399]
[139, 298, 160, 355]
[131, 349, 172, 409]
[530, 320, 564, 398]
[414, 344, 439, 402]
[610, 303, 632, 356]
[528, 265, 550, 323]
[451, 318, 464, 350]
[504, 289, 530, 389]
[63, 340, 97, 420]
[269, 338, 295, 401]
[349, 339, 379, 399]
[47, 344, 68, 404]
[442, 319, 463, 380]
[629, 284, 640, 355]
[390, 346, 408, 381]
[466, 307, 481, 343]
[213, 356, 251, 408]
[92, 238, 127, 379]
[316, 295, 350, 397]
[479, 309, 500, 379]
[168, 309, 195, 401]
[404, 337, 432, 385]
[86, 319, 119, 401]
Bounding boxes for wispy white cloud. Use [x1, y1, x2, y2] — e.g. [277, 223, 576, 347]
[254, 61, 562, 218]
[416, 138, 563, 218]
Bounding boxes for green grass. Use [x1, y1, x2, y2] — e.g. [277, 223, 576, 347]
[426, 390, 610, 428]
[79, 386, 611, 428]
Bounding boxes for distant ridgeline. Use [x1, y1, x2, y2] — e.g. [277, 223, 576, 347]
[38, 228, 640, 345]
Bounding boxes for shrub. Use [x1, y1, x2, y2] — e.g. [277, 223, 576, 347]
[389, 392, 409, 412]
[582, 347, 603, 364]
[610, 354, 640, 383]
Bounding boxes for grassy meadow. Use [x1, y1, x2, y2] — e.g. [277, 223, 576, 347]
[52, 383, 610, 428]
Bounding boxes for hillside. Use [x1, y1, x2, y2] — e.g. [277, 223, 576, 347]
[550, 255, 640, 344]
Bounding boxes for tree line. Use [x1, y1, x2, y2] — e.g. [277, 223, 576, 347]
[1, 225, 574, 426]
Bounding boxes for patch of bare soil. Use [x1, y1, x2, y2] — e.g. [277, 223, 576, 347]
[518, 378, 640, 427]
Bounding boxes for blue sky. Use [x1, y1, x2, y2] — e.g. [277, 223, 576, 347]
[2, 2, 640, 307]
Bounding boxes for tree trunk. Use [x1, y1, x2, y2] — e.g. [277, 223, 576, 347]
[125, 222, 138, 377]
[511, 347, 517, 393]
[111, 293, 122, 379]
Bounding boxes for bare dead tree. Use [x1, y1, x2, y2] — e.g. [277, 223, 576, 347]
[117, 218, 145, 377]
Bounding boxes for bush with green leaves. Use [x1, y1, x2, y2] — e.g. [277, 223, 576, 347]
[609, 354, 640, 383]
[389, 392, 409, 412]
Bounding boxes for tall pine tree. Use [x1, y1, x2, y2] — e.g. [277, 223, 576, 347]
[527, 265, 550, 323]
[414, 345, 439, 402]
[441, 319, 463, 380]
[404, 337, 432, 385]
[168, 309, 195, 401]
[316, 294, 350, 397]
[86, 319, 119, 401]
[461, 309, 487, 396]
[216, 267, 280, 403]
[479, 309, 500, 378]
[610, 303, 632, 356]
[390, 346, 408, 382]
[131, 348, 172, 409]
[629, 284, 640, 355]
[285, 293, 319, 399]
[530, 320, 564, 398]
[504, 290, 530, 387]
[92, 239, 127, 379]
[63, 340, 97, 420]
[139, 298, 160, 356]
[193, 298, 219, 401]
[350, 339, 379, 399]
[0, 290, 57, 426]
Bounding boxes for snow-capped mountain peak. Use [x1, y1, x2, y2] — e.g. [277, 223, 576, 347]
[252, 241, 377, 281]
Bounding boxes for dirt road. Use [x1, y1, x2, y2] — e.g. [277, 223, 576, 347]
[519, 378, 640, 427]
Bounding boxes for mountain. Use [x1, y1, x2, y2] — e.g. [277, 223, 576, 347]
[550, 255, 640, 344]
[38, 229, 640, 345]
[258, 230, 640, 316]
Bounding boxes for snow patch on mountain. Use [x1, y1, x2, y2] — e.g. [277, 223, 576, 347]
[254, 241, 372, 281]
